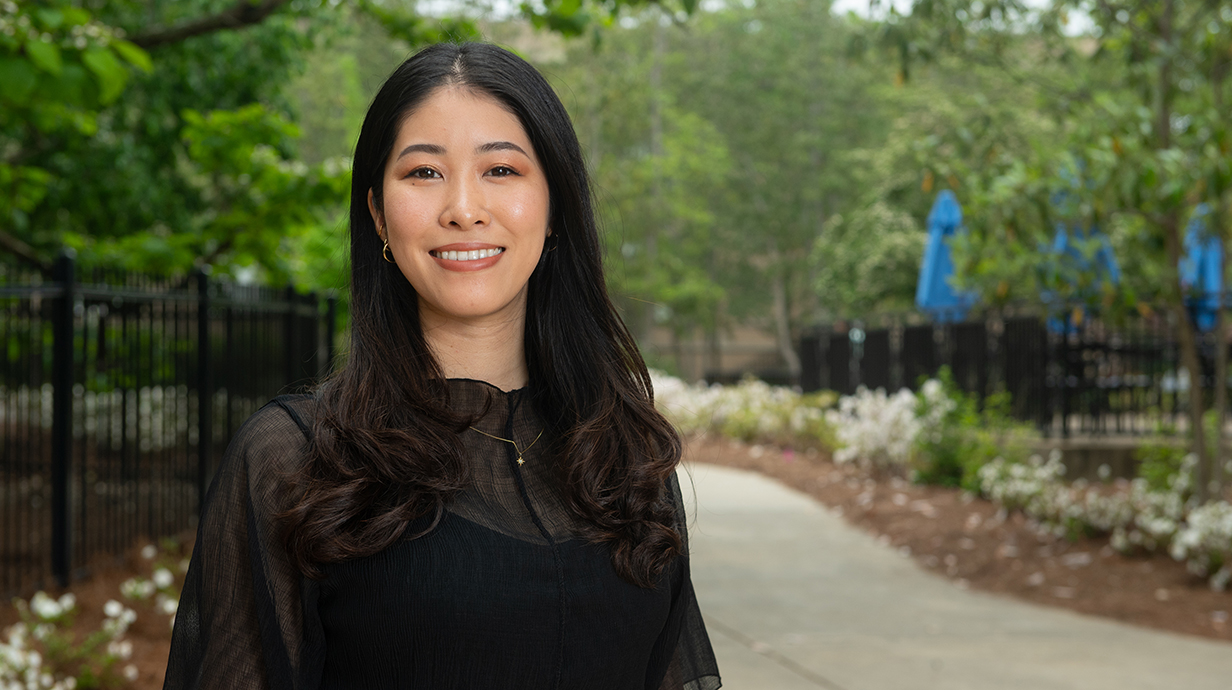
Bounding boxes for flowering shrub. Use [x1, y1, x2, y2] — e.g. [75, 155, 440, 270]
[121, 541, 187, 629]
[651, 372, 836, 449]
[1, 592, 138, 688]
[1173, 502, 1232, 591]
[913, 371, 1038, 490]
[652, 368, 1232, 590]
[978, 450, 1232, 590]
[825, 386, 920, 469]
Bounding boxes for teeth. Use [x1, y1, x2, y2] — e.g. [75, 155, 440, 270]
[437, 248, 503, 261]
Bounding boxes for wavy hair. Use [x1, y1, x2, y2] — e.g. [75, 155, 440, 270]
[280, 43, 682, 588]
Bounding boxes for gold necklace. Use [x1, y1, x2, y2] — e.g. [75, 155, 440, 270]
[469, 426, 544, 466]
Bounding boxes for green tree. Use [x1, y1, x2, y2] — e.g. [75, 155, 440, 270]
[873, 0, 1232, 499]
[811, 202, 924, 316]
[1, 0, 687, 284]
[668, 0, 890, 375]
[550, 13, 731, 373]
[555, 0, 894, 374]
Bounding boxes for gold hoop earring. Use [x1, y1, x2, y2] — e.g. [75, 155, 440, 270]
[382, 240, 395, 264]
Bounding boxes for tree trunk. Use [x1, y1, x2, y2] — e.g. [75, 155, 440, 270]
[1165, 213, 1211, 502]
[1215, 238, 1227, 497]
[1154, 0, 1212, 500]
[769, 243, 802, 378]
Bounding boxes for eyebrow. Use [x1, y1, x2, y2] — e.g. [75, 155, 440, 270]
[396, 143, 445, 159]
[477, 141, 529, 156]
[395, 141, 529, 159]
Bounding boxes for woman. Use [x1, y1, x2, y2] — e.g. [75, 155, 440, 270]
[164, 42, 721, 690]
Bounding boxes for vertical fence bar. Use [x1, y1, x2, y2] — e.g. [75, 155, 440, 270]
[285, 286, 297, 391]
[50, 251, 75, 587]
[325, 293, 338, 378]
[798, 330, 822, 393]
[196, 269, 212, 515]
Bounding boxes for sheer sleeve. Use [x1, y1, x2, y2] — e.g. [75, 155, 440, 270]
[163, 397, 324, 690]
[650, 472, 722, 690]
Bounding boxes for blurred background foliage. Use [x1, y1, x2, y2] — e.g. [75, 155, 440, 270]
[2, 0, 1229, 368]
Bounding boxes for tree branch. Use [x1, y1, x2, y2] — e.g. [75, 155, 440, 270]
[129, 0, 293, 50]
[0, 229, 51, 275]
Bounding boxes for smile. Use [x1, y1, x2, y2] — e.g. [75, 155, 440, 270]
[430, 248, 505, 262]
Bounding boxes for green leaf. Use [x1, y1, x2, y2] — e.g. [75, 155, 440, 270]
[61, 8, 91, 27]
[41, 62, 90, 109]
[111, 40, 153, 73]
[25, 38, 63, 75]
[36, 9, 65, 30]
[81, 47, 127, 103]
[0, 58, 38, 105]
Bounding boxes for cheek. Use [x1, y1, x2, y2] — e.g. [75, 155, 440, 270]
[509, 186, 551, 231]
[384, 198, 434, 240]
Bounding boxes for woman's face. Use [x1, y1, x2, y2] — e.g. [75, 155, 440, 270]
[371, 86, 551, 330]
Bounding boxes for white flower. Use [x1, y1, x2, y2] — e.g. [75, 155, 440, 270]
[123, 665, 139, 681]
[158, 596, 179, 616]
[106, 639, 133, 659]
[121, 577, 156, 600]
[29, 593, 60, 621]
[153, 568, 174, 589]
[103, 600, 124, 618]
[141, 544, 158, 560]
[826, 386, 921, 469]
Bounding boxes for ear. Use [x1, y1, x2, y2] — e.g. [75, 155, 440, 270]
[367, 188, 385, 240]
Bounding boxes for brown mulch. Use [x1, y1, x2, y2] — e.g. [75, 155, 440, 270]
[684, 435, 1232, 643]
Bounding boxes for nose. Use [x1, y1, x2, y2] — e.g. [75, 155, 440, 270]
[439, 175, 491, 229]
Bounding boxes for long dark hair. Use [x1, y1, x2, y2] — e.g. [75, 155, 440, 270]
[281, 43, 682, 588]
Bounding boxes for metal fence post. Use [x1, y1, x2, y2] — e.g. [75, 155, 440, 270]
[798, 330, 822, 392]
[50, 250, 75, 587]
[305, 291, 318, 384]
[285, 286, 297, 390]
[196, 268, 212, 514]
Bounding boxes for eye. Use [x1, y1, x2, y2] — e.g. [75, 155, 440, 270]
[406, 166, 440, 180]
[487, 165, 520, 177]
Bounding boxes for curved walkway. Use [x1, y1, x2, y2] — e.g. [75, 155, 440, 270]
[680, 462, 1232, 690]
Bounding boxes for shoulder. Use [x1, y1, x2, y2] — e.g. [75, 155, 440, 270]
[224, 394, 318, 490]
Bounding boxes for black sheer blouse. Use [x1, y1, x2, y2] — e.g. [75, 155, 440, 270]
[163, 379, 721, 690]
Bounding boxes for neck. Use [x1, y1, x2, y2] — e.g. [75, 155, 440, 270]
[420, 306, 529, 393]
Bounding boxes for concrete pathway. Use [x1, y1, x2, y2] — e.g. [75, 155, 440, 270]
[679, 462, 1232, 690]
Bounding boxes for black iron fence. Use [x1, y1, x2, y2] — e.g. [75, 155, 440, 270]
[800, 310, 1217, 438]
[1, 253, 336, 596]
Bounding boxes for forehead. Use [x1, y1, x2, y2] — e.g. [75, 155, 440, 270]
[392, 86, 533, 148]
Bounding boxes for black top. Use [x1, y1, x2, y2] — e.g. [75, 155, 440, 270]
[163, 379, 721, 690]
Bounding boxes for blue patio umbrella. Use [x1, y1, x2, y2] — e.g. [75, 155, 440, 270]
[1040, 220, 1122, 334]
[916, 190, 977, 323]
[1047, 225, 1121, 286]
[1180, 205, 1222, 332]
